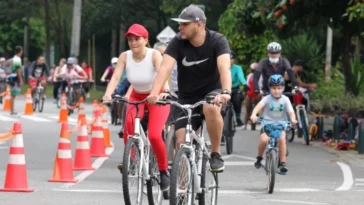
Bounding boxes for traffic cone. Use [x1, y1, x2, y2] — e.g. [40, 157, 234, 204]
[0, 122, 34, 192]
[88, 100, 99, 134]
[74, 118, 95, 170]
[2, 85, 11, 111]
[48, 123, 78, 183]
[100, 104, 112, 147]
[58, 93, 68, 123]
[77, 97, 86, 123]
[23, 88, 33, 115]
[90, 109, 108, 157]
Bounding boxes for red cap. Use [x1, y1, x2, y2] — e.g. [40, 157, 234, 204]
[124, 24, 149, 39]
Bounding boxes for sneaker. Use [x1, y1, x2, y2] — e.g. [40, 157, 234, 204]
[210, 152, 225, 172]
[254, 156, 263, 169]
[117, 162, 123, 173]
[118, 130, 124, 138]
[160, 171, 170, 191]
[278, 162, 288, 174]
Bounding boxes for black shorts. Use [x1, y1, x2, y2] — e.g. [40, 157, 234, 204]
[167, 93, 179, 124]
[174, 89, 221, 131]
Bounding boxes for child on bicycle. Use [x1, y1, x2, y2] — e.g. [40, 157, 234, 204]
[250, 74, 297, 174]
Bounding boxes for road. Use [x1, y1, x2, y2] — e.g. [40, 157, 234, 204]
[0, 98, 364, 205]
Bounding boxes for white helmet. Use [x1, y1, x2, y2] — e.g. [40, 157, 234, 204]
[267, 42, 282, 53]
[111, 57, 118, 64]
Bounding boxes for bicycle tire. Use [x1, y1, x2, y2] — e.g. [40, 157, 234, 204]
[165, 126, 176, 173]
[122, 138, 144, 205]
[267, 149, 277, 194]
[170, 147, 194, 205]
[226, 135, 233, 155]
[317, 117, 324, 140]
[67, 91, 74, 116]
[38, 90, 45, 113]
[198, 154, 218, 205]
[32, 94, 38, 112]
[146, 148, 162, 205]
[299, 110, 309, 145]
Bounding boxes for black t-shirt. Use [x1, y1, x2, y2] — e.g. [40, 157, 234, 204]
[29, 61, 48, 78]
[165, 29, 231, 100]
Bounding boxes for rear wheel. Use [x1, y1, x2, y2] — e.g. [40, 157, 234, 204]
[299, 110, 309, 145]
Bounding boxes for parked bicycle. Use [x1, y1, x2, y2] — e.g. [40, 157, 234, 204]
[32, 80, 46, 112]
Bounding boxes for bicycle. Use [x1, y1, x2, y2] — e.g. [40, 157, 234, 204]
[107, 95, 162, 205]
[157, 96, 219, 205]
[258, 118, 291, 194]
[64, 81, 76, 116]
[32, 79, 45, 112]
[294, 99, 309, 146]
[222, 102, 236, 155]
[309, 112, 325, 141]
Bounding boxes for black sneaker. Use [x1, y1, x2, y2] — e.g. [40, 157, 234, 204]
[117, 162, 123, 173]
[254, 156, 263, 169]
[210, 152, 224, 172]
[118, 130, 123, 138]
[160, 171, 170, 191]
[236, 119, 244, 127]
[278, 162, 288, 175]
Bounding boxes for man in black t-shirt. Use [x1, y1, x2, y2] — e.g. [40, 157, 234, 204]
[147, 5, 232, 173]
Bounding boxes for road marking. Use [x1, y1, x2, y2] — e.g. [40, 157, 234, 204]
[0, 115, 18, 122]
[263, 199, 330, 205]
[0, 141, 7, 149]
[60, 143, 114, 188]
[355, 178, 364, 182]
[21, 115, 52, 122]
[47, 115, 78, 125]
[222, 154, 256, 161]
[225, 161, 254, 166]
[335, 162, 354, 191]
[356, 183, 364, 186]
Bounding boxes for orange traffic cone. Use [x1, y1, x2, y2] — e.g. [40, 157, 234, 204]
[77, 97, 86, 123]
[90, 109, 108, 157]
[0, 122, 34, 192]
[58, 93, 68, 123]
[100, 104, 112, 147]
[74, 118, 95, 170]
[24, 88, 33, 115]
[2, 85, 11, 111]
[48, 123, 78, 183]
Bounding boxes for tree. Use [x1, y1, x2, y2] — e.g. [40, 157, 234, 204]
[252, 0, 364, 95]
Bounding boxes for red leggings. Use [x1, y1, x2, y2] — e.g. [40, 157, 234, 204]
[123, 90, 170, 171]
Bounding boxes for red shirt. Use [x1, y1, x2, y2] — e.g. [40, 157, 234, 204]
[247, 77, 257, 98]
[81, 66, 92, 81]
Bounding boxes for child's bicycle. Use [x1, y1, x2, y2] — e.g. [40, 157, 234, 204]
[258, 118, 291, 194]
[309, 112, 326, 141]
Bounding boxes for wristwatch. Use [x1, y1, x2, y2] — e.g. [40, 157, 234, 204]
[221, 89, 231, 96]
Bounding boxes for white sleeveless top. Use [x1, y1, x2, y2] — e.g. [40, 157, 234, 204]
[125, 48, 156, 92]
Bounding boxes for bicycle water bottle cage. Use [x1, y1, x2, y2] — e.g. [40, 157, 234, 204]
[263, 124, 285, 138]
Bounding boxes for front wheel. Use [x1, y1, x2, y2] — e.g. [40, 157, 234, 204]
[122, 138, 144, 205]
[225, 136, 233, 155]
[38, 90, 45, 113]
[266, 149, 277, 194]
[146, 148, 162, 205]
[170, 147, 194, 205]
[198, 154, 218, 205]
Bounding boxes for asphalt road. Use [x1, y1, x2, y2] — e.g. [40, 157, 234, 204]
[0, 98, 364, 205]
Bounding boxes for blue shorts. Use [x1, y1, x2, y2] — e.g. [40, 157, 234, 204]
[114, 79, 130, 96]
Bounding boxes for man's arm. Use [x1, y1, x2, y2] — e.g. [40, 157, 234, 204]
[284, 59, 298, 88]
[152, 50, 170, 91]
[215, 36, 232, 91]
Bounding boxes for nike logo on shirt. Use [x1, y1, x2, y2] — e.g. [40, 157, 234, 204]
[182, 57, 209, 67]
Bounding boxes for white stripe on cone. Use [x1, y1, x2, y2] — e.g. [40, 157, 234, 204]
[59, 138, 70, 143]
[58, 150, 72, 159]
[8, 154, 26, 165]
[11, 134, 24, 147]
[76, 141, 90, 149]
[80, 125, 88, 136]
[92, 130, 103, 138]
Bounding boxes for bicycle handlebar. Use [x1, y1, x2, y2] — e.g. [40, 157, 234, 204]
[104, 94, 147, 105]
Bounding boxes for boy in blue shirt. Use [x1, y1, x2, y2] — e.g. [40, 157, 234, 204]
[250, 74, 297, 174]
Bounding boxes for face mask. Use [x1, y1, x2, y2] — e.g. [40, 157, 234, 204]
[269, 57, 279, 64]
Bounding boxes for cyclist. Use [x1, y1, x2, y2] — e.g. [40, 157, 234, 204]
[230, 52, 248, 128]
[8, 46, 24, 115]
[253, 42, 298, 95]
[100, 57, 117, 83]
[58, 62, 85, 91]
[80, 60, 94, 99]
[244, 62, 262, 128]
[102, 23, 171, 191]
[284, 59, 318, 110]
[28, 56, 49, 98]
[250, 74, 297, 174]
[147, 5, 232, 172]
[52, 58, 66, 102]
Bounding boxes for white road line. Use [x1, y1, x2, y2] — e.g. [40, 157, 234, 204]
[356, 183, 364, 186]
[21, 115, 52, 122]
[47, 115, 78, 125]
[335, 162, 354, 191]
[60, 143, 114, 188]
[263, 199, 330, 205]
[221, 154, 256, 161]
[276, 188, 320, 192]
[0, 115, 18, 122]
[0, 141, 7, 150]
[225, 161, 254, 166]
[355, 178, 364, 182]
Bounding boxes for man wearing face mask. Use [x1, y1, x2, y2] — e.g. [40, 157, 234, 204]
[253, 42, 298, 95]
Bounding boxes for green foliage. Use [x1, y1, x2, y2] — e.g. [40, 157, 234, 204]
[218, 0, 277, 67]
[344, 1, 364, 22]
[280, 33, 325, 82]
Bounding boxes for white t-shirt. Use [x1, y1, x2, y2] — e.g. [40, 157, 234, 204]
[59, 68, 80, 84]
[60, 64, 84, 83]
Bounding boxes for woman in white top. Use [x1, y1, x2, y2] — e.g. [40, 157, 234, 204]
[103, 23, 171, 191]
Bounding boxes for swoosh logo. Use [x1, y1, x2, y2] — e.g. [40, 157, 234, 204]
[182, 57, 209, 67]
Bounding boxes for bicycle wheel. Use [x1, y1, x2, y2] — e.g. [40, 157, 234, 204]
[110, 102, 117, 125]
[266, 149, 277, 194]
[198, 154, 218, 205]
[32, 94, 38, 112]
[286, 126, 295, 142]
[38, 90, 45, 113]
[67, 91, 74, 116]
[225, 135, 233, 155]
[299, 110, 309, 145]
[165, 126, 176, 172]
[170, 147, 194, 205]
[122, 138, 144, 205]
[146, 148, 162, 205]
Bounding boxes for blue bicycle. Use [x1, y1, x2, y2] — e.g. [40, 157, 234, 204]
[259, 118, 291, 194]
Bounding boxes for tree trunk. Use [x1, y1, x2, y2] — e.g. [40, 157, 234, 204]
[55, 0, 65, 58]
[342, 26, 353, 94]
[44, 0, 51, 64]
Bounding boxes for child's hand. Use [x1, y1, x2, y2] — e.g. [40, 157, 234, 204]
[250, 115, 258, 123]
[291, 119, 297, 125]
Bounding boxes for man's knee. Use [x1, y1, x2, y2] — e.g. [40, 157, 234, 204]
[203, 104, 221, 119]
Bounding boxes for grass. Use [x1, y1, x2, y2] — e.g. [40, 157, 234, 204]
[20, 84, 105, 103]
